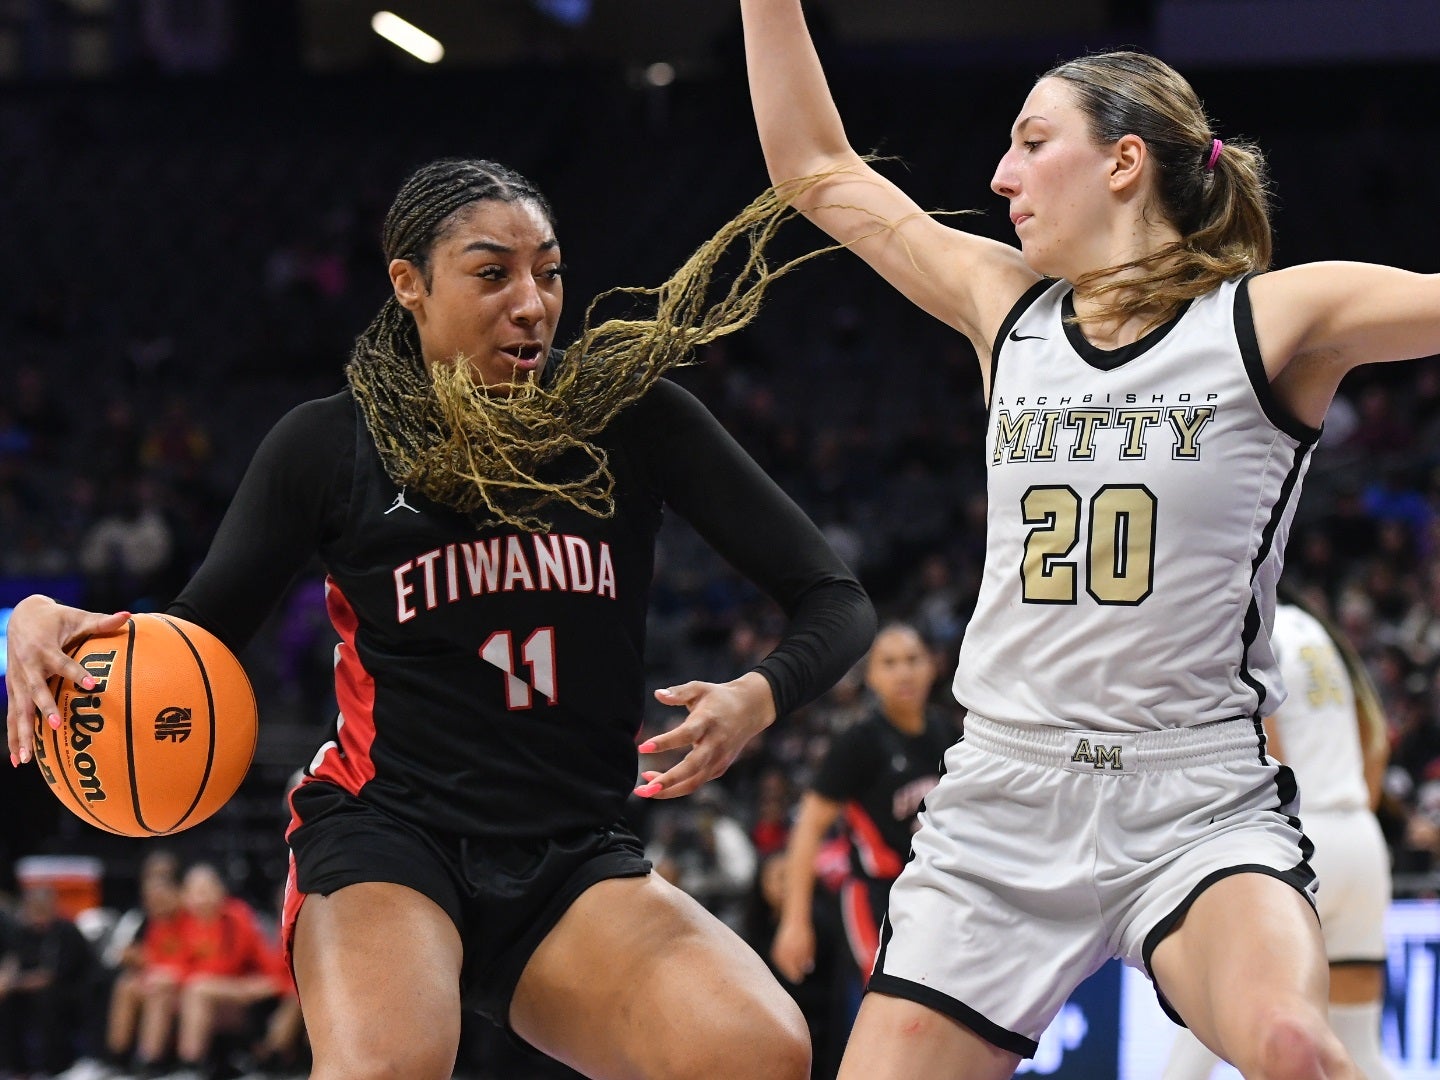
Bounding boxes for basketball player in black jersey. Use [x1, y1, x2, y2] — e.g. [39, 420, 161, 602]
[6, 158, 876, 1080]
[772, 623, 956, 986]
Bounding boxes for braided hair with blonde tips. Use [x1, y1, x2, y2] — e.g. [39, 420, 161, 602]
[347, 158, 844, 531]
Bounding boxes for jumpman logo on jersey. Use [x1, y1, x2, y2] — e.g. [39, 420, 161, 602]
[385, 488, 419, 515]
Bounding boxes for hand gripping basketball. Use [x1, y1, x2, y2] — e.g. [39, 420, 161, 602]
[8, 599, 258, 836]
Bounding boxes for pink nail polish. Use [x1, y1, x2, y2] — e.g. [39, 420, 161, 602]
[633, 782, 662, 798]
[18, 748, 29, 765]
[637, 740, 657, 754]
[9, 754, 17, 768]
[81, 676, 96, 690]
[48, 714, 61, 730]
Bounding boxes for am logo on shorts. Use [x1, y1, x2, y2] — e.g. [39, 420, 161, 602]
[1071, 739, 1124, 770]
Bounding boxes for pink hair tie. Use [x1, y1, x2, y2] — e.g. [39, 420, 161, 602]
[1205, 137, 1224, 172]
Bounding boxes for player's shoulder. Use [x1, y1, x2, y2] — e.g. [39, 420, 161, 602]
[606, 377, 714, 445]
[627, 376, 706, 416]
[262, 389, 354, 447]
[283, 388, 354, 425]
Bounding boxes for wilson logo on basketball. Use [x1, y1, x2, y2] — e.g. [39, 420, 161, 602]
[67, 694, 108, 802]
[61, 649, 119, 803]
[155, 707, 193, 743]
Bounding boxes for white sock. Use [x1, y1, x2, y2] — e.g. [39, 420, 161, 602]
[1161, 1026, 1220, 1080]
[1328, 1001, 1394, 1080]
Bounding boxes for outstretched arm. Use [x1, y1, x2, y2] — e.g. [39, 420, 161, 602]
[740, 0, 1038, 367]
[1251, 263, 1440, 427]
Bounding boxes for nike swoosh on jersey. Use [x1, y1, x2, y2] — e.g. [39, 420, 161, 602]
[1008, 329, 1046, 342]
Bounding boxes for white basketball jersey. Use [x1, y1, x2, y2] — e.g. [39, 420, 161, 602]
[1268, 603, 1370, 813]
[954, 276, 1320, 733]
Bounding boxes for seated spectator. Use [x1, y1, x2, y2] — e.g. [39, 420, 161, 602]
[58, 854, 187, 1080]
[100, 851, 184, 972]
[0, 885, 99, 1077]
[164, 865, 293, 1080]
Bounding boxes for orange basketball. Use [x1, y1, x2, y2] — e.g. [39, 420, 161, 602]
[33, 613, 257, 837]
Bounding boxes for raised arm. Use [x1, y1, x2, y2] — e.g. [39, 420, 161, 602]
[739, 0, 1038, 365]
[1250, 263, 1440, 427]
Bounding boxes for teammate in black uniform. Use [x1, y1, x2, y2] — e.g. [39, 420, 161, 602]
[771, 623, 956, 986]
[6, 158, 876, 1080]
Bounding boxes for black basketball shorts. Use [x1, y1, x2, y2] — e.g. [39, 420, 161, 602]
[282, 779, 652, 1025]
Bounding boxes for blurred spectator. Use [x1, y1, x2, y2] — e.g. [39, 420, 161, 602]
[9, 365, 67, 465]
[1350, 385, 1412, 459]
[0, 407, 33, 462]
[1316, 485, 1380, 568]
[79, 475, 176, 611]
[79, 874, 188, 1080]
[0, 886, 99, 1076]
[1, 523, 71, 576]
[93, 399, 144, 482]
[1396, 560, 1440, 670]
[164, 864, 293, 1080]
[647, 788, 757, 933]
[123, 325, 178, 392]
[140, 396, 212, 478]
[900, 553, 968, 655]
[751, 767, 796, 859]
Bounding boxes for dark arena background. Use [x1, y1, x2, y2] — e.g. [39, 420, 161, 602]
[0, 2, 1437, 1077]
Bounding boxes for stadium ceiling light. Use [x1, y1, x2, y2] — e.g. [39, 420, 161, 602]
[371, 11, 445, 64]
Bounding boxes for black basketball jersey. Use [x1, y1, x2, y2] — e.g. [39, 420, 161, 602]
[810, 709, 956, 883]
[170, 379, 874, 838]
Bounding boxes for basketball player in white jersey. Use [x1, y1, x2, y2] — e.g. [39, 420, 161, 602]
[1163, 594, 1395, 1079]
[722, 2, 1440, 1076]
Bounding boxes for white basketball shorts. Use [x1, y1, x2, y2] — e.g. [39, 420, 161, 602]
[868, 713, 1318, 1058]
[1304, 806, 1390, 963]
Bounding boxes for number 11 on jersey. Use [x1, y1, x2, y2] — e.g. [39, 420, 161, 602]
[480, 628, 558, 709]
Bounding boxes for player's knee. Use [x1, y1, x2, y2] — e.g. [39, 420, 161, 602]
[1238, 1007, 1347, 1080]
[666, 994, 810, 1080]
[311, 1040, 457, 1080]
[745, 1000, 811, 1080]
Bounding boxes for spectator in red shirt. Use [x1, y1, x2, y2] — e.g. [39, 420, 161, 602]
[110, 871, 189, 1074]
[166, 865, 292, 1080]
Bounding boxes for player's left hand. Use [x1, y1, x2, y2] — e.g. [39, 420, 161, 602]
[634, 672, 776, 799]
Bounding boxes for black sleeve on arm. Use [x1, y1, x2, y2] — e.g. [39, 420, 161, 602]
[630, 380, 876, 717]
[166, 393, 353, 654]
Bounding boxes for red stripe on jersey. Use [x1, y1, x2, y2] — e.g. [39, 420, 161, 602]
[308, 578, 379, 795]
[840, 877, 880, 978]
[845, 803, 904, 880]
[279, 849, 303, 983]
